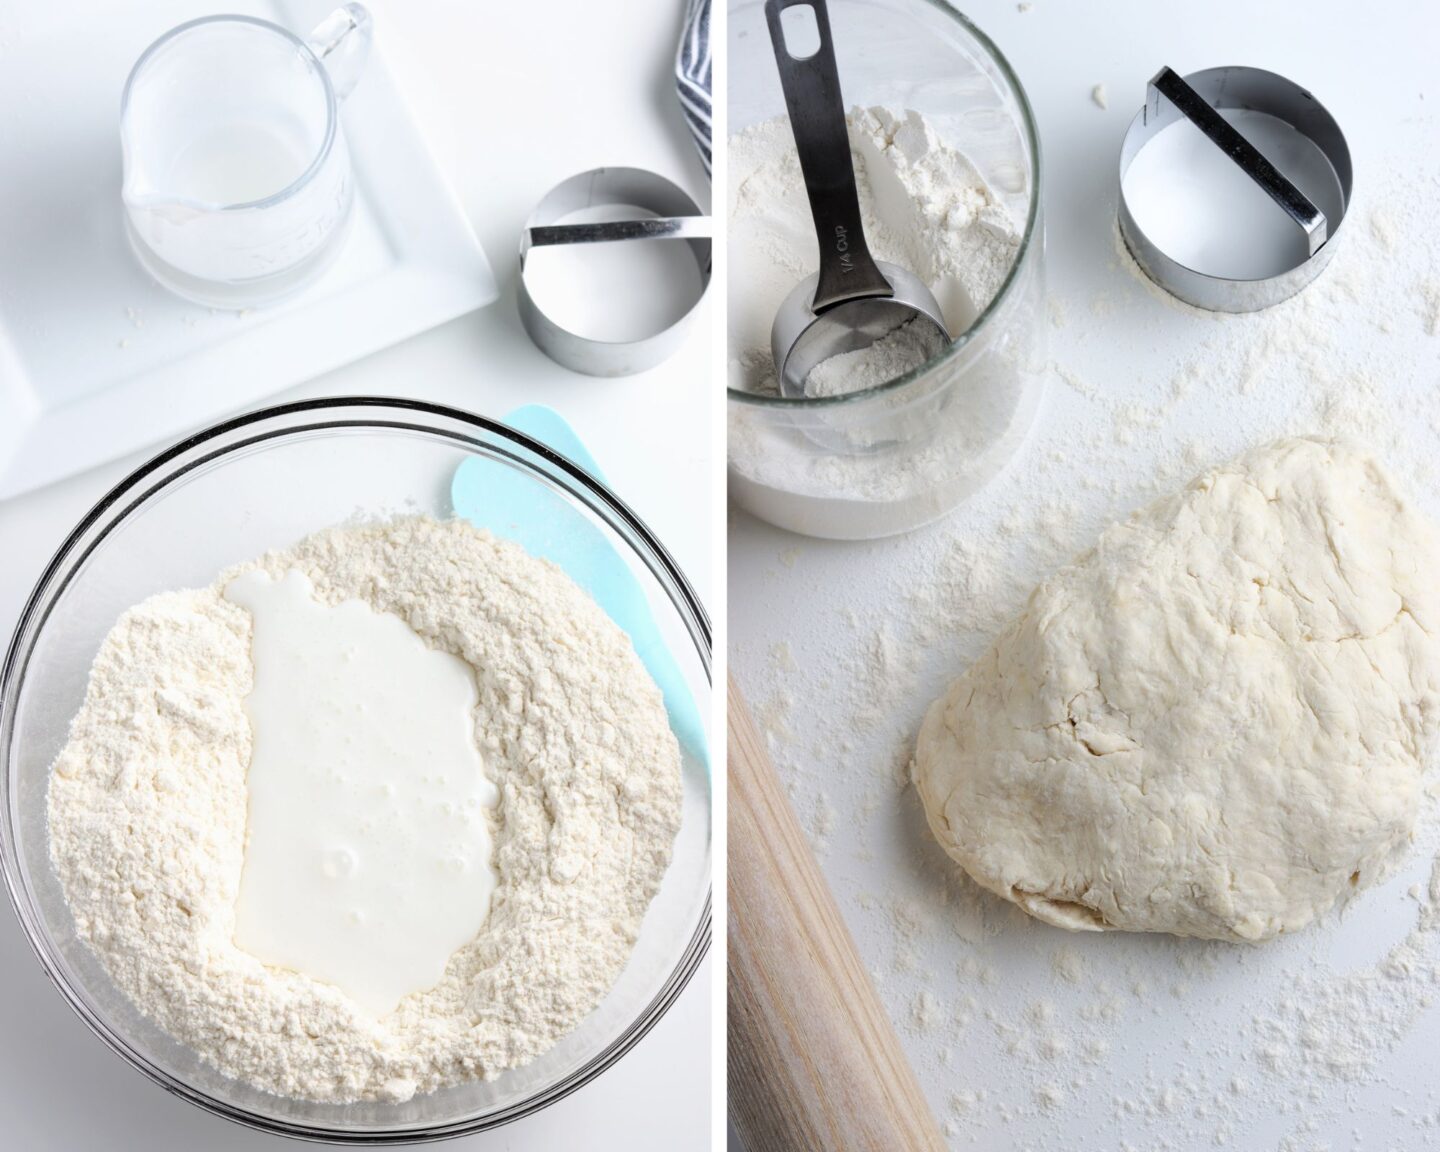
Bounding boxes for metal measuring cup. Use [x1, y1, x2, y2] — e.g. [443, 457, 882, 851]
[764, 0, 950, 399]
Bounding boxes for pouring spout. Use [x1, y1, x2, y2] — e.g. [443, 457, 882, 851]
[122, 179, 207, 225]
[121, 173, 157, 203]
[120, 136, 177, 213]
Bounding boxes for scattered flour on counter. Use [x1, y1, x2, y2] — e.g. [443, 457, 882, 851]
[1250, 857, 1440, 1083]
[768, 638, 797, 672]
[911, 989, 944, 1033]
[1052, 947, 1088, 985]
[47, 516, 682, 1104]
[1418, 278, 1440, 337]
[810, 792, 838, 854]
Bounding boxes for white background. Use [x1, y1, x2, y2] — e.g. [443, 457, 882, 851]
[0, 0, 713, 1148]
[729, 0, 1440, 1149]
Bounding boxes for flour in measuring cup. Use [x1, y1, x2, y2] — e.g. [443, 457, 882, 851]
[805, 317, 943, 398]
[46, 516, 682, 1103]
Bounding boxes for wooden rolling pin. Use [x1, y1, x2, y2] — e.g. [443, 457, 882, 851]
[728, 677, 948, 1152]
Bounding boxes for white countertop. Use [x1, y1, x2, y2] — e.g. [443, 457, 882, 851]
[730, 0, 1440, 1148]
[0, 0, 712, 1147]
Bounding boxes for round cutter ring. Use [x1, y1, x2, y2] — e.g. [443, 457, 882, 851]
[1118, 66, 1353, 312]
[517, 167, 712, 377]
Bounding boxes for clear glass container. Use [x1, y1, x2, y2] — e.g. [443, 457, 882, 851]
[727, 0, 1045, 540]
[0, 399, 711, 1142]
[120, 8, 372, 308]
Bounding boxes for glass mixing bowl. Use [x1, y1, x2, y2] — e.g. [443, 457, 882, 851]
[0, 398, 711, 1142]
[727, 0, 1045, 540]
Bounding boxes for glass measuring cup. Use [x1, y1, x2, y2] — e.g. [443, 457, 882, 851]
[120, 5, 372, 308]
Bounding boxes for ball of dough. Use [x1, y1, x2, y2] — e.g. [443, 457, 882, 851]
[915, 437, 1440, 942]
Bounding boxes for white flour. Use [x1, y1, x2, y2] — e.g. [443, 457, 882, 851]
[46, 516, 681, 1103]
[727, 106, 1036, 537]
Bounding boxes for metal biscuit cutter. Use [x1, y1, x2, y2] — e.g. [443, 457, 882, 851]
[518, 167, 712, 377]
[1118, 66, 1352, 312]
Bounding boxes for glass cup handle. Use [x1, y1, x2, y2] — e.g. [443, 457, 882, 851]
[306, 3, 373, 101]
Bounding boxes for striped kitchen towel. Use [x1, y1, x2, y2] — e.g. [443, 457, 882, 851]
[675, 0, 712, 176]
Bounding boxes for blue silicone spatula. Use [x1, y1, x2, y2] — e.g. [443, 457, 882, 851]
[450, 405, 708, 771]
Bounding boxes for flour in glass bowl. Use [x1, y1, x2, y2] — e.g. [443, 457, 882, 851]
[727, 105, 1039, 538]
[46, 515, 682, 1104]
[728, 105, 1021, 397]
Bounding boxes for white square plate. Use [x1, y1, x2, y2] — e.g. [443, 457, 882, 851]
[0, 0, 498, 500]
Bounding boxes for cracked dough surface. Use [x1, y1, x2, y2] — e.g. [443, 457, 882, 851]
[915, 437, 1440, 942]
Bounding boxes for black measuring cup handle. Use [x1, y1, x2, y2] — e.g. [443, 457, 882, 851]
[764, 0, 894, 312]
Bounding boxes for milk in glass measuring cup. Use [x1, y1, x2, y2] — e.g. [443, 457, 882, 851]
[120, 6, 372, 307]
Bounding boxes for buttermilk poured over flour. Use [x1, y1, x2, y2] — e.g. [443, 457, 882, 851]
[224, 568, 501, 1020]
[46, 516, 682, 1103]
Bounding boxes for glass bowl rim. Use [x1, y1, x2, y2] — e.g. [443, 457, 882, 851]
[0, 395, 712, 1144]
[725, 0, 1044, 410]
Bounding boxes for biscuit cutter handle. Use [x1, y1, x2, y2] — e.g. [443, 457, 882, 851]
[728, 677, 948, 1152]
[522, 216, 712, 253]
[1148, 66, 1327, 256]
